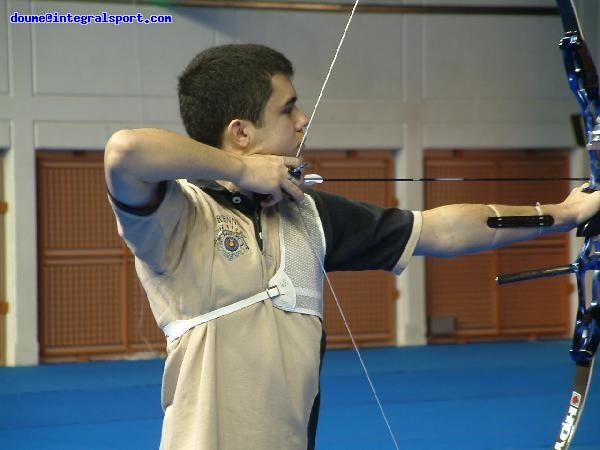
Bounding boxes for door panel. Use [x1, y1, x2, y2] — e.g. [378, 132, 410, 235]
[425, 150, 571, 342]
[36, 150, 400, 358]
[37, 151, 163, 361]
[305, 151, 398, 347]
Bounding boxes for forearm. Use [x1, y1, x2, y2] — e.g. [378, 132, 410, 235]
[105, 128, 244, 186]
[415, 202, 578, 257]
[104, 127, 304, 208]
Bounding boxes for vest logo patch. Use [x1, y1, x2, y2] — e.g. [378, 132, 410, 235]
[215, 215, 249, 261]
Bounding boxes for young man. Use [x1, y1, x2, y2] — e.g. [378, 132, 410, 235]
[104, 44, 600, 449]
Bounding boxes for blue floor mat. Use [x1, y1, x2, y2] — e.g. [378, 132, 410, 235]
[0, 340, 598, 450]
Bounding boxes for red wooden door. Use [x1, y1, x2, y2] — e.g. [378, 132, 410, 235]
[37, 151, 163, 361]
[425, 150, 572, 342]
[305, 151, 399, 347]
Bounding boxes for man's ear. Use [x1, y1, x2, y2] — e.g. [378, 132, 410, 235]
[224, 119, 253, 149]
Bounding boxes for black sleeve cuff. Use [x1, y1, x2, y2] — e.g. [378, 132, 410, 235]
[107, 181, 168, 216]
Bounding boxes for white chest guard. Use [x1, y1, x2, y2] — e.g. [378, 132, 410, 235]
[270, 195, 326, 316]
[163, 195, 326, 344]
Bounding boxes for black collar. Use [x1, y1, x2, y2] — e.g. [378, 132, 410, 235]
[192, 181, 262, 217]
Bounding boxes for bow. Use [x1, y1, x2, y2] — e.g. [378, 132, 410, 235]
[497, 1, 600, 448]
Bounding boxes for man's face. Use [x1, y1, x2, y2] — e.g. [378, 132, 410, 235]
[248, 73, 309, 157]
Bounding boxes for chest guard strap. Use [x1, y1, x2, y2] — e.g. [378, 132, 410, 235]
[162, 273, 295, 344]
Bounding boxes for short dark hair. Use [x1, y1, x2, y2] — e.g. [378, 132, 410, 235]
[178, 44, 294, 147]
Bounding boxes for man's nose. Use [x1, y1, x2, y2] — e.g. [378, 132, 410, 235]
[297, 110, 309, 130]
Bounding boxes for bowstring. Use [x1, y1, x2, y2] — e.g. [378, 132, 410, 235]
[296, 0, 360, 157]
[300, 208, 401, 448]
[293, 0, 400, 447]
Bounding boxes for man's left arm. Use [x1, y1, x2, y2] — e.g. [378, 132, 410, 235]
[414, 184, 600, 257]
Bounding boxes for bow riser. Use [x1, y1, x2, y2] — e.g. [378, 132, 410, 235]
[553, 1, 600, 447]
[557, 0, 600, 189]
[498, 2, 599, 448]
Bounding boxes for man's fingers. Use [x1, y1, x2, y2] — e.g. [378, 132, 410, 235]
[282, 156, 302, 169]
[284, 180, 305, 203]
[260, 179, 305, 207]
[250, 155, 306, 207]
[261, 191, 283, 208]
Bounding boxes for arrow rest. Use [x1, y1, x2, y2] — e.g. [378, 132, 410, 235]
[577, 211, 600, 237]
[288, 161, 307, 180]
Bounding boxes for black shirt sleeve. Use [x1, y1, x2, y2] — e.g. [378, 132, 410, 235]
[308, 189, 415, 272]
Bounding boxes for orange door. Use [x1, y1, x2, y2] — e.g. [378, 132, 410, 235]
[36, 150, 401, 359]
[425, 150, 572, 342]
[305, 151, 399, 347]
[37, 151, 163, 361]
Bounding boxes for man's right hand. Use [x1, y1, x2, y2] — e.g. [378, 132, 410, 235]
[236, 154, 305, 207]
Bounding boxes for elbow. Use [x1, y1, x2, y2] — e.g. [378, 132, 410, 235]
[414, 230, 469, 258]
[104, 129, 139, 173]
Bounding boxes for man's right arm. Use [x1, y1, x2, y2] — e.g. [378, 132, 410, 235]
[104, 128, 247, 209]
[104, 128, 302, 209]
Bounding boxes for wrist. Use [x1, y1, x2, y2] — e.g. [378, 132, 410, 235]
[227, 152, 246, 186]
[544, 202, 576, 232]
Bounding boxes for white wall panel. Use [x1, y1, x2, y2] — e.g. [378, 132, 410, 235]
[23, 95, 179, 124]
[30, 1, 141, 96]
[5, 0, 39, 366]
[308, 122, 405, 149]
[34, 120, 184, 150]
[235, 11, 405, 102]
[0, 121, 10, 148]
[0, 2, 9, 94]
[423, 15, 566, 100]
[137, 7, 224, 97]
[423, 121, 572, 148]
[229, 9, 349, 101]
[422, 99, 575, 123]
